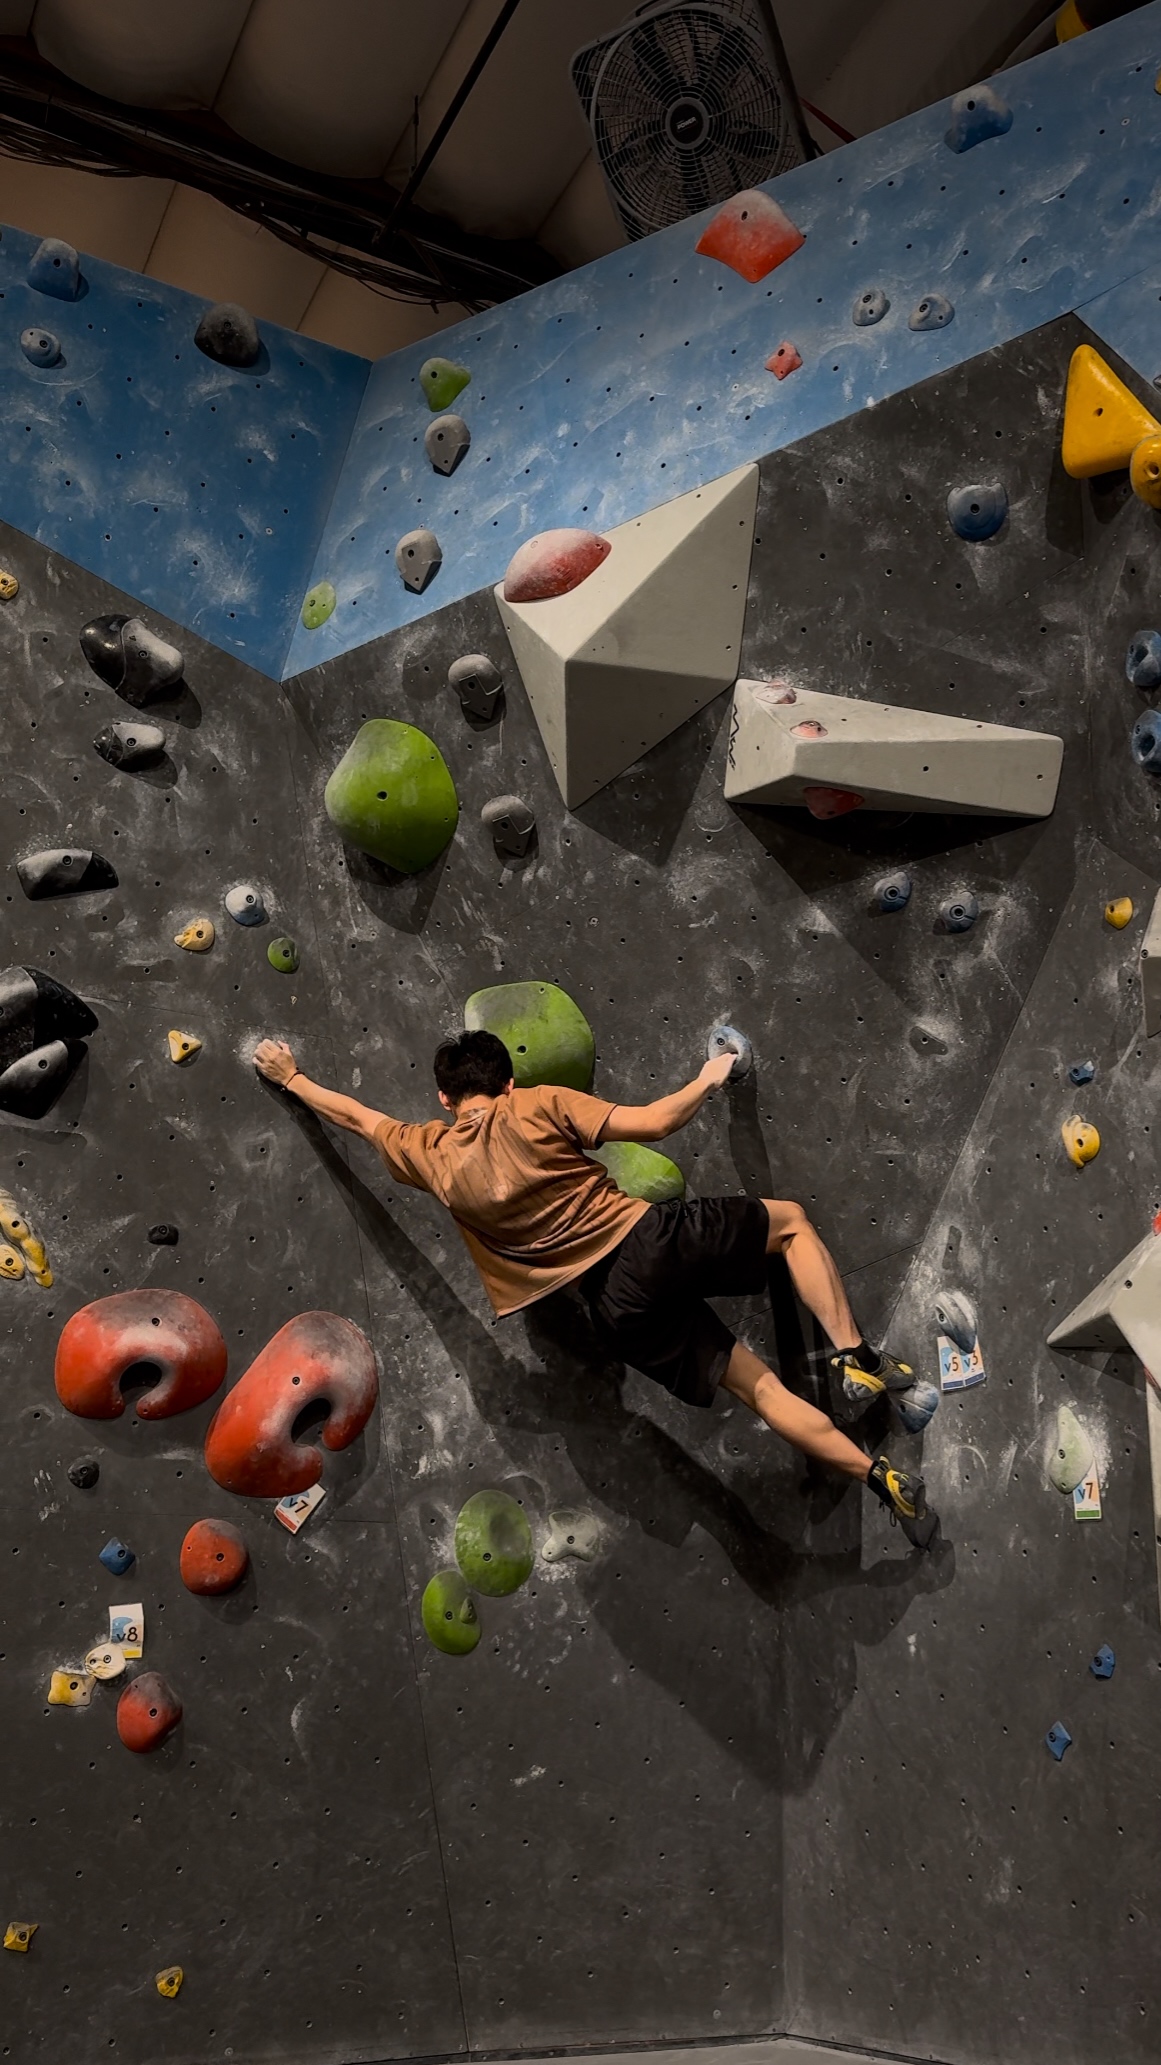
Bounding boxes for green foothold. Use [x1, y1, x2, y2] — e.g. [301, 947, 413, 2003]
[464, 981, 595, 1091]
[324, 720, 459, 875]
[1048, 1405, 1094, 1494]
[267, 936, 299, 974]
[301, 580, 336, 630]
[590, 1140, 685, 1203]
[419, 357, 471, 412]
[454, 1490, 534, 1598]
[421, 1568, 481, 1655]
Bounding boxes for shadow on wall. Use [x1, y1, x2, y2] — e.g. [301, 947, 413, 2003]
[281, 1092, 953, 1796]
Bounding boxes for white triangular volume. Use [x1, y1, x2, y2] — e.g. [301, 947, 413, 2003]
[1047, 1228, 1161, 1373]
[1141, 885, 1161, 1037]
[723, 682, 1063, 817]
[495, 465, 758, 808]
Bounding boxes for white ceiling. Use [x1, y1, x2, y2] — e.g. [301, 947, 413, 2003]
[0, 0, 1055, 359]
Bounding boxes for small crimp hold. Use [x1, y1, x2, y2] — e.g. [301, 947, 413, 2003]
[156, 1965, 184, 1998]
[4, 1923, 37, 1952]
[99, 1537, 135, 1577]
[167, 1030, 202, 1064]
[1045, 1721, 1072, 1761]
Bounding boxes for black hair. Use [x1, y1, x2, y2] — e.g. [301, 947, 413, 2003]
[433, 1029, 513, 1106]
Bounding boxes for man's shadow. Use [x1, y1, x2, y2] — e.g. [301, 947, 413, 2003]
[290, 1100, 952, 1791]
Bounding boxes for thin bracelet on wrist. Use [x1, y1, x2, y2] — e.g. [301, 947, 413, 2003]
[285, 1070, 303, 1091]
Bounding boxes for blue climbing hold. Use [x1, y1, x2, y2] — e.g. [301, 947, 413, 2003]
[934, 1290, 977, 1353]
[852, 288, 889, 327]
[1068, 1059, 1095, 1086]
[947, 482, 1008, 541]
[1131, 710, 1161, 773]
[940, 893, 979, 933]
[874, 870, 912, 912]
[1126, 630, 1161, 692]
[98, 1537, 135, 1577]
[706, 1024, 752, 1081]
[20, 327, 61, 368]
[945, 83, 1013, 154]
[1045, 1721, 1072, 1762]
[909, 293, 955, 333]
[894, 1379, 940, 1433]
[27, 237, 81, 300]
[1090, 1644, 1115, 1680]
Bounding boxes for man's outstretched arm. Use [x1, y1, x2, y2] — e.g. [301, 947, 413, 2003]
[598, 1053, 735, 1145]
[254, 1040, 388, 1144]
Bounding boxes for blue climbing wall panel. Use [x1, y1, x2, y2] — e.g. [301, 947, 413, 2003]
[285, 3, 1161, 677]
[0, 226, 367, 681]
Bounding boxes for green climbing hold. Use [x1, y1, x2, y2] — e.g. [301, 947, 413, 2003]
[421, 1568, 481, 1655]
[1048, 1405, 1094, 1494]
[267, 936, 299, 974]
[454, 1490, 534, 1598]
[301, 581, 336, 630]
[324, 720, 459, 875]
[464, 981, 594, 1091]
[419, 357, 470, 412]
[590, 1140, 685, 1203]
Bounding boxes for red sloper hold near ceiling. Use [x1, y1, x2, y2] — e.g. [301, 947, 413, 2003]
[502, 529, 611, 603]
[803, 786, 865, 819]
[695, 189, 806, 283]
[180, 1518, 249, 1594]
[117, 1671, 183, 1753]
[203, 1311, 379, 1498]
[54, 1290, 228, 1419]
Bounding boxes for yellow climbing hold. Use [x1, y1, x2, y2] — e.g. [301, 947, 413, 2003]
[21, 1237, 51, 1288]
[1055, 0, 1085, 37]
[0, 572, 19, 601]
[0, 1197, 31, 1244]
[155, 1966, 184, 1998]
[4, 1923, 36, 1953]
[1105, 897, 1134, 928]
[167, 1030, 202, 1064]
[47, 1668, 94, 1706]
[1062, 1115, 1100, 1169]
[173, 918, 215, 953]
[0, 1244, 24, 1280]
[1061, 345, 1160, 479]
[0, 1193, 51, 1285]
[1130, 434, 1161, 510]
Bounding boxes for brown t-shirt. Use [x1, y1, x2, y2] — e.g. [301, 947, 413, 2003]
[372, 1085, 649, 1317]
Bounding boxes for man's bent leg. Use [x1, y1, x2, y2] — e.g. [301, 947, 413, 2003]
[761, 1199, 859, 1351]
[720, 1341, 869, 1478]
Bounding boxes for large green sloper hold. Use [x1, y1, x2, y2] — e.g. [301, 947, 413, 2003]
[421, 1568, 481, 1656]
[590, 1140, 685, 1203]
[455, 1490, 534, 1597]
[464, 980, 594, 1091]
[324, 720, 458, 874]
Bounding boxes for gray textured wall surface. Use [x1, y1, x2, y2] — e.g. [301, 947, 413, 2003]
[1, 312, 1158, 2065]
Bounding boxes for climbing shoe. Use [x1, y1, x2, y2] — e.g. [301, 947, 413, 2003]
[867, 1456, 939, 1550]
[830, 1346, 916, 1414]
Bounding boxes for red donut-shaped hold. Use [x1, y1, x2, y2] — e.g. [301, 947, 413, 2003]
[203, 1311, 378, 1498]
[502, 528, 610, 604]
[117, 1671, 182, 1753]
[54, 1290, 228, 1420]
[179, 1518, 249, 1594]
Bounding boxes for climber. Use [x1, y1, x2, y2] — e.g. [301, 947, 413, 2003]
[253, 1029, 937, 1548]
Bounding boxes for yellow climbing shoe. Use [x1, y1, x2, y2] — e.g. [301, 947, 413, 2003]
[831, 1348, 915, 1413]
[867, 1456, 939, 1550]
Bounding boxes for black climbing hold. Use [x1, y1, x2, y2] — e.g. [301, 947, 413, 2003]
[0, 966, 98, 1073]
[481, 795, 536, 860]
[20, 327, 60, 367]
[852, 287, 889, 327]
[1068, 1059, 1095, 1086]
[27, 237, 80, 300]
[448, 653, 503, 721]
[424, 413, 471, 476]
[947, 481, 1008, 541]
[706, 1024, 753, 1079]
[148, 1223, 179, 1246]
[0, 1039, 87, 1120]
[93, 720, 166, 770]
[909, 293, 955, 332]
[79, 614, 184, 703]
[940, 893, 979, 933]
[395, 529, 442, 594]
[194, 302, 261, 368]
[16, 849, 118, 900]
[945, 83, 1013, 154]
[874, 870, 912, 912]
[67, 1457, 100, 1490]
[1131, 709, 1161, 773]
[1126, 630, 1161, 691]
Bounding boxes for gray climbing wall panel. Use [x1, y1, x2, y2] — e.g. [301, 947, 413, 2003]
[3, 308, 1161, 2065]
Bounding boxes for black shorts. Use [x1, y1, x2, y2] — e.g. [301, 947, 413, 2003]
[579, 1197, 769, 1408]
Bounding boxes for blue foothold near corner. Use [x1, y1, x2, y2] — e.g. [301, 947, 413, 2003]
[98, 1537, 135, 1578]
[940, 892, 979, 933]
[909, 292, 955, 333]
[1090, 1644, 1115, 1679]
[874, 870, 912, 912]
[27, 236, 81, 300]
[1131, 710, 1161, 773]
[947, 482, 1008, 541]
[20, 326, 61, 368]
[852, 287, 890, 327]
[706, 1024, 752, 1081]
[1068, 1059, 1095, 1086]
[894, 1379, 940, 1433]
[1045, 1721, 1072, 1762]
[1125, 629, 1161, 692]
[945, 83, 1013, 154]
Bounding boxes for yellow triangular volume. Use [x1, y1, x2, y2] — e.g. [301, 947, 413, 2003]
[1062, 344, 1160, 478]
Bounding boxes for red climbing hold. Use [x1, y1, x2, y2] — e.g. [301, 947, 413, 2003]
[54, 1290, 227, 1420]
[695, 190, 805, 284]
[203, 1311, 378, 1498]
[803, 786, 865, 820]
[502, 529, 611, 604]
[179, 1519, 249, 1595]
[766, 342, 802, 380]
[116, 1671, 182, 1752]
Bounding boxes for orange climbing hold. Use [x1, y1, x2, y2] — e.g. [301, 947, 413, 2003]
[1061, 345, 1160, 479]
[179, 1518, 248, 1594]
[803, 786, 864, 820]
[695, 189, 805, 283]
[766, 341, 802, 380]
